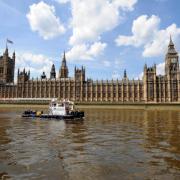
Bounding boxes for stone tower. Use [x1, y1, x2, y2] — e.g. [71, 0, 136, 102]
[0, 47, 15, 84]
[50, 64, 56, 79]
[165, 36, 179, 101]
[59, 51, 68, 78]
[75, 66, 85, 82]
[143, 64, 157, 102]
[17, 68, 30, 83]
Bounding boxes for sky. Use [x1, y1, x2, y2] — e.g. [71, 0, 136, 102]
[0, 0, 180, 80]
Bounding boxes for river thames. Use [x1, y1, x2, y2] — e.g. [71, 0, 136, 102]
[0, 106, 180, 179]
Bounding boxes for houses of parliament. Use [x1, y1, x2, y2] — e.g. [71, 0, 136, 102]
[0, 37, 179, 103]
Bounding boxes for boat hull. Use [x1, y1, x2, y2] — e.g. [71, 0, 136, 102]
[22, 111, 84, 120]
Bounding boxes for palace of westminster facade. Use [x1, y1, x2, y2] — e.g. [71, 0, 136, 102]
[0, 37, 179, 103]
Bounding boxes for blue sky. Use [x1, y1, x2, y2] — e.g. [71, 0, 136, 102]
[0, 0, 180, 80]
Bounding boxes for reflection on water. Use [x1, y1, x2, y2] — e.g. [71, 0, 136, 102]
[0, 107, 180, 179]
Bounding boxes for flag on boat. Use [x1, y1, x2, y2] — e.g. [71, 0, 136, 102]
[7, 39, 13, 44]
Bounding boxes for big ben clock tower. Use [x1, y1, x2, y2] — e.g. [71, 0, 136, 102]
[165, 36, 180, 101]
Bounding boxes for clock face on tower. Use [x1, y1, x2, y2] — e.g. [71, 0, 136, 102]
[171, 58, 177, 63]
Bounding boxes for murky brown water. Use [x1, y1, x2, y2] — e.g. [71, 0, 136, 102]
[0, 107, 180, 180]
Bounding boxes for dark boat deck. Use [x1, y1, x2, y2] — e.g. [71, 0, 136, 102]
[22, 110, 84, 120]
[40, 114, 83, 120]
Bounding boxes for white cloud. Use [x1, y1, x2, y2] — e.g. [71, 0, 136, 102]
[116, 15, 160, 47]
[156, 62, 165, 75]
[113, 0, 138, 11]
[88, 42, 107, 56]
[16, 52, 53, 78]
[115, 15, 180, 57]
[143, 24, 180, 57]
[68, 0, 137, 45]
[55, 0, 137, 61]
[27, 1, 65, 40]
[66, 41, 107, 61]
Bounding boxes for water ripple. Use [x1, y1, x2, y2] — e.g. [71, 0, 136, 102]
[0, 108, 180, 179]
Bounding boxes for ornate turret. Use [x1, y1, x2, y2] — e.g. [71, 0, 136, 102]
[41, 72, 46, 80]
[59, 51, 68, 78]
[144, 63, 147, 71]
[75, 66, 85, 82]
[4, 46, 8, 57]
[18, 68, 30, 82]
[62, 51, 67, 66]
[167, 35, 177, 55]
[28, 70, 30, 79]
[50, 64, 56, 79]
[165, 36, 179, 75]
[12, 51, 15, 61]
[123, 69, 127, 79]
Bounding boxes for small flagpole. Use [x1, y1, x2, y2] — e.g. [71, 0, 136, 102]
[6, 39, 14, 49]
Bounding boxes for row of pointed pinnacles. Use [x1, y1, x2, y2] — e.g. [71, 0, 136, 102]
[0, 37, 179, 102]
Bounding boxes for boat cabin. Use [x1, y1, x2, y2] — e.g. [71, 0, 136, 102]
[49, 99, 74, 115]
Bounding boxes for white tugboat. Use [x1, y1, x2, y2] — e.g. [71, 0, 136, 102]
[48, 98, 74, 116]
[22, 99, 84, 120]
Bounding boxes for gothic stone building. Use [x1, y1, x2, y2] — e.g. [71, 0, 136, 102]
[0, 47, 15, 84]
[0, 38, 180, 103]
